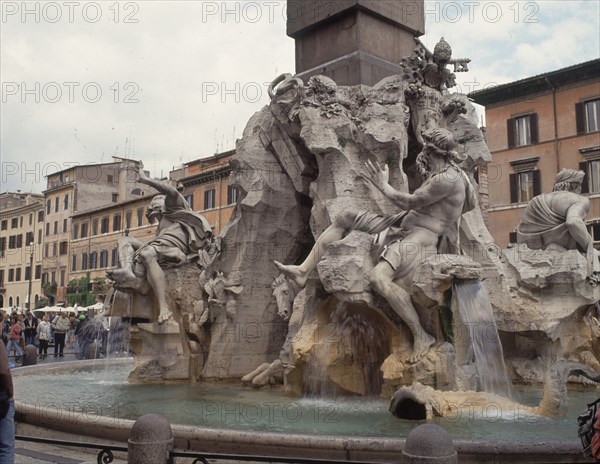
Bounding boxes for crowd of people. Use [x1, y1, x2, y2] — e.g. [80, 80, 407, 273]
[1, 305, 131, 462]
[1, 306, 128, 363]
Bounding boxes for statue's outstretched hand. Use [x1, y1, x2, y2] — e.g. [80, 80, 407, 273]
[363, 160, 390, 192]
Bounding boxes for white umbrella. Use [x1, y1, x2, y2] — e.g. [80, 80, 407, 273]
[33, 306, 62, 314]
[86, 302, 104, 311]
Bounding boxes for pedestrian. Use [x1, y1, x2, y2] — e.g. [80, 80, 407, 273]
[0, 311, 9, 346]
[36, 315, 52, 359]
[23, 309, 38, 347]
[52, 312, 70, 357]
[70, 311, 81, 348]
[5, 316, 24, 363]
[0, 341, 15, 463]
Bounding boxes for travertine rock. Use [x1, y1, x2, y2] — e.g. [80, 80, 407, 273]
[500, 246, 599, 335]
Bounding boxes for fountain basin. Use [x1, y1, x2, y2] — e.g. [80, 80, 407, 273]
[12, 360, 598, 463]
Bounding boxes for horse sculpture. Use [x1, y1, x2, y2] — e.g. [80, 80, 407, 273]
[271, 273, 296, 321]
[241, 274, 298, 388]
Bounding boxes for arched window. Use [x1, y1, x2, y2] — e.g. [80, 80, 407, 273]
[16, 296, 20, 307]
[8, 296, 13, 307]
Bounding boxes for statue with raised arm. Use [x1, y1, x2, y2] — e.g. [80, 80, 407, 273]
[517, 168, 600, 284]
[275, 128, 477, 362]
[108, 163, 214, 323]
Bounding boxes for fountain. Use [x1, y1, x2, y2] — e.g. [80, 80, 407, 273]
[12, 36, 600, 463]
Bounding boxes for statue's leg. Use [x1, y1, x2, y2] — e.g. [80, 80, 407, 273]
[108, 237, 143, 281]
[139, 246, 173, 324]
[275, 209, 358, 288]
[241, 363, 271, 384]
[241, 360, 284, 388]
[251, 359, 283, 387]
[369, 232, 436, 363]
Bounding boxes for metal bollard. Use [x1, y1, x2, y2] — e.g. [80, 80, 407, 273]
[402, 424, 457, 464]
[128, 414, 173, 464]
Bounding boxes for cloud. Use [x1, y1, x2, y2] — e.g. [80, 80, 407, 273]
[1, 1, 598, 193]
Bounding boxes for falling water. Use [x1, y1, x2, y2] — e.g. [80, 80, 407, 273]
[102, 288, 131, 358]
[304, 302, 388, 397]
[452, 280, 512, 398]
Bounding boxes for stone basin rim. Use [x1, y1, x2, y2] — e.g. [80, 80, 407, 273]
[11, 359, 588, 462]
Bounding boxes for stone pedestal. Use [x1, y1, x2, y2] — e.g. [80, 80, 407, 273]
[128, 321, 194, 382]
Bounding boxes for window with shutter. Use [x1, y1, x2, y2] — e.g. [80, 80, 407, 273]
[515, 115, 531, 147]
[510, 158, 540, 204]
[204, 189, 216, 210]
[508, 114, 537, 148]
[532, 170, 541, 196]
[585, 99, 600, 133]
[529, 113, 539, 144]
[227, 185, 239, 205]
[507, 118, 515, 149]
[580, 160, 600, 194]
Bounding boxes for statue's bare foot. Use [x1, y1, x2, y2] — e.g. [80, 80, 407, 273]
[157, 310, 173, 324]
[107, 268, 136, 282]
[274, 261, 307, 288]
[409, 333, 435, 364]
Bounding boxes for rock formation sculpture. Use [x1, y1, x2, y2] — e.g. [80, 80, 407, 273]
[106, 36, 599, 396]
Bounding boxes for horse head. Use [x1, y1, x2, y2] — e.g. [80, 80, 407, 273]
[271, 274, 296, 321]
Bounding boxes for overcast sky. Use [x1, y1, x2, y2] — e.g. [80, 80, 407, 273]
[1, 1, 599, 194]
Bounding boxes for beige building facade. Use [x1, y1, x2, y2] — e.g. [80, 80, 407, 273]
[0, 192, 44, 309]
[4, 155, 240, 307]
[69, 196, 157, 291]
[170, 150, 238, 236]
[42, 158, 153, 303]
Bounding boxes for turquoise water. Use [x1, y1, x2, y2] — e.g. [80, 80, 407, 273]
[13, 363, 599, 440]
